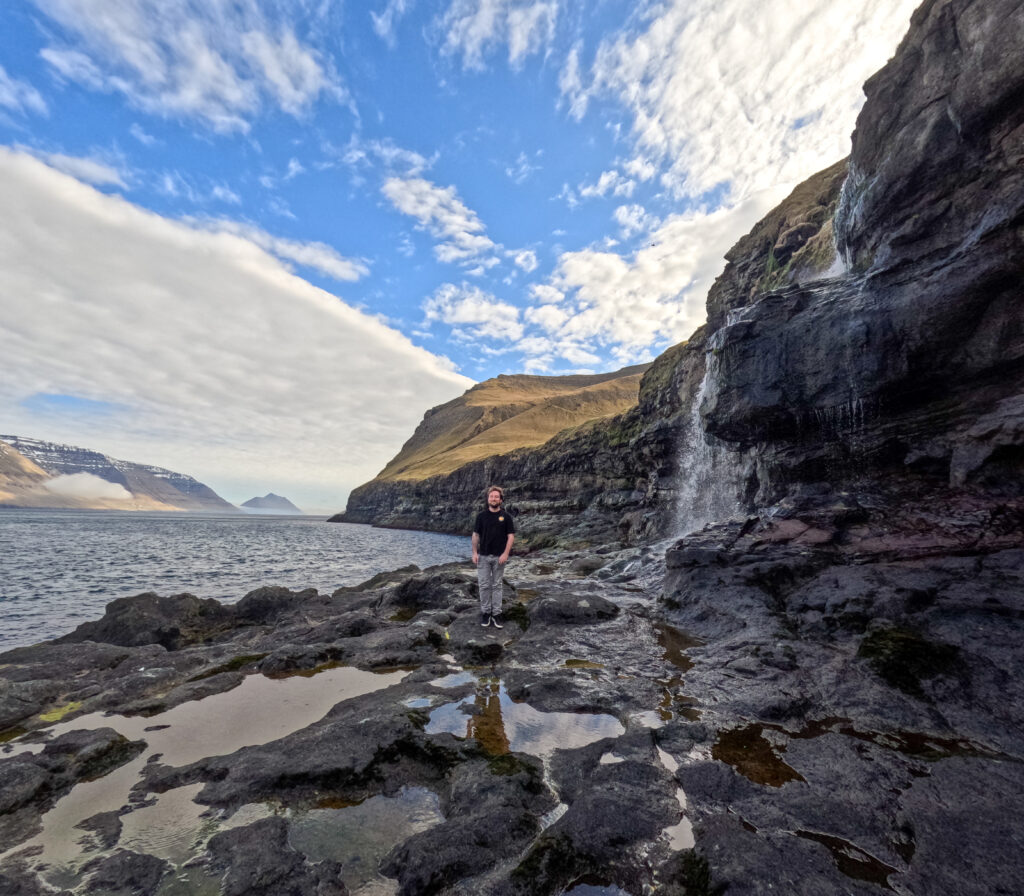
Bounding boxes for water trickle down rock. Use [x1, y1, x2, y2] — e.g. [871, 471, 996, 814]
[675, 340, 756, 535]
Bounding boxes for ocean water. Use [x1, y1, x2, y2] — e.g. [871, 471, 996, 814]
[0, 509, 470, 651]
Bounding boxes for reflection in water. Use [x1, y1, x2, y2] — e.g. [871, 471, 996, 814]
[468, 679, 512, 755]
[655, 623, 703, 673]
[796, 830, 899, 889]
[653, 623, 702, 723]
[712, 724, 805, 787]
[426, 677, 624, 759]
[431, 671, 477, 689]
[663, 789, 695, 850]
[288, 786, 444, 894]
[118, 783, 210, 865]
[4, 665, 407, 884]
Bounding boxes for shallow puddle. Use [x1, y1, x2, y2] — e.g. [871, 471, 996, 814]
[796, 830, 898, 889]
[4, 664, 408, 882]
[288, 785, 443, 893]
[655, 623, 703, 673]
[712, 724, 805, 787]
[426, 677, 624, 759]
[663, 789, 695, 850]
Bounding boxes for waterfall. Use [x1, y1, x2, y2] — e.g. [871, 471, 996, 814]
[675, 339, 754, 535]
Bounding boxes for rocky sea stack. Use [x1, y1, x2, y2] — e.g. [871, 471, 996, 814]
[2, 1, 1023, 894]
[241, 493, 303, 514]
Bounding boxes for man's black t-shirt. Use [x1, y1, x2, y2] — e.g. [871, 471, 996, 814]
[474, 508, 515, 555]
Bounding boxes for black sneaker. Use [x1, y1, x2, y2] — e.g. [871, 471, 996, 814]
[490, 614, 503, 629]
[480, 613, 490, 627]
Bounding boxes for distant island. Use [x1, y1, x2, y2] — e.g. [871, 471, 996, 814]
[240, 493, 302, 514]
[0, 435, 235, 512]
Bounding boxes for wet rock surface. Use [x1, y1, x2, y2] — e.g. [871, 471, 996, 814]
[1, 489, 1021, 895]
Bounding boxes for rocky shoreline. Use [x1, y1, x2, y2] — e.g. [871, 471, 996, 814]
[2, 481, 1022, 895]
[4, 0, 1024, 891]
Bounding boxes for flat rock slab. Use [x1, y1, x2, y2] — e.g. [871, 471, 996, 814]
[529, 592, 620, 625]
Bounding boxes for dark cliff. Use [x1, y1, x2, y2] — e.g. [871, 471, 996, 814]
[338, 0, 1024, 549]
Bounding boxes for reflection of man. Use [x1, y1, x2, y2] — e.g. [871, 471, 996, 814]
[468, 679, 511, 755]
[471, 485, 515, 628]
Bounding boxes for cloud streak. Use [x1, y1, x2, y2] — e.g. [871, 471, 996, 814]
[437, 0, 559, 69]
[517, 188, 786, 368]
[0, 148, 471, 509]
[0, 64, 48, 116]
[568, 0, 919, 203]
[382, 176, 497, 267]
[32, 0, 344, 131]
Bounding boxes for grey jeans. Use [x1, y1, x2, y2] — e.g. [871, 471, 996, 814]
[477, 554, 505, 615]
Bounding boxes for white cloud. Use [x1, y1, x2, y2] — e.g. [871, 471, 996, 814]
[512, 249, 538, 272]
[0, 148, 471, 509]
[44, 473, 132, 501]
[210, 184, 241, 204]
[438, 0, 558, 70]
[506, 151, 539, 184]
[579, 169, 634, 199]
[382, 176, 498, 266]
[524, 304, 567, 331]
[423, 283, 524, 341]
[340, 136, 433, 177]
[129, 123, 157, 145]
[33, 0, 343, 132]
[570, 0, 919, 202]
[31, 150, 130, 188]
[623, 155, 657, 182]
[529, 283, 563, 304]
[558, 43, 586, 118]
[372, 0, 414, 46]
[0, 64, 48, 116]
[157, 170, 244, 206]
[202, 220, 369, 282]
[525, 187, 785, 361]
[613, 203, 659, 238]
[554, 182, 580, 209]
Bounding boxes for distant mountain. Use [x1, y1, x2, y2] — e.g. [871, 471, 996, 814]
[0, 435, 236, 512]
[240, 493, 302, 514]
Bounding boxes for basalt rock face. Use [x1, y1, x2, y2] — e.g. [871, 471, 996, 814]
[698, 0, 1024, 509]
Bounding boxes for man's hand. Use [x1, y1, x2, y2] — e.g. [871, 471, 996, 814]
[498, 552, 509, 565]
[472, 550, 480, 566]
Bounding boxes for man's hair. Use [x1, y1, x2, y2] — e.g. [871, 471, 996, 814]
[485, 485, 504, 500]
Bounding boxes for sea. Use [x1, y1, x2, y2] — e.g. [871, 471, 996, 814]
[0, 509, 470, 652]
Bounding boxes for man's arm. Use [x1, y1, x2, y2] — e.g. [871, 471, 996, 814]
[499, 533, 514, 564]
[471, 531, 480, 565]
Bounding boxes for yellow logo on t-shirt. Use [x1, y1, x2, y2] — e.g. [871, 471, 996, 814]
[499, 516, 504, 521]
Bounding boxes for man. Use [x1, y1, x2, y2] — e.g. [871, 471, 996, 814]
[472, 485, 515, 628]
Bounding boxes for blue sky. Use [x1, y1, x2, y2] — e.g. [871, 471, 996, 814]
[0, 0, 918, 512]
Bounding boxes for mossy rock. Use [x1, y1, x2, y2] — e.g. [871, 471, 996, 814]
[858, 627, 963, 699]
[502, 602, 530, 631]
[510, 832, 585, 894]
